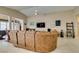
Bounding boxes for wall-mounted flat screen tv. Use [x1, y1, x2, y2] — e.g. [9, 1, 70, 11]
[37, 22, 45, 28]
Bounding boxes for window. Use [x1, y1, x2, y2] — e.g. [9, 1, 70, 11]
[0, 21, 9, 30]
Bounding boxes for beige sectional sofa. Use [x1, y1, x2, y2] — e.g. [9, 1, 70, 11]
[8, 30, 59, 52]
[8, 31, 18, 47]
[25, 31, 35, 51]
[17, 31, 26, 48]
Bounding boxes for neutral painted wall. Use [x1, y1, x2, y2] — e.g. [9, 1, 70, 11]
[27, 11, 75, 31]
[26, 11, 78, 38]
[0, 7, 27, 20]
[0, 7, 27, 30]
[0, 14, 9, 20]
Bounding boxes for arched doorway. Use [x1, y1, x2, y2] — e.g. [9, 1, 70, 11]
[0, 14, 10, 40]
[0, 14, 24, 41]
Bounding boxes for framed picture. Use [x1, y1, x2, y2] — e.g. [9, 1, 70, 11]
[55, 20, 61, 26]
[30, 22, 34, 26]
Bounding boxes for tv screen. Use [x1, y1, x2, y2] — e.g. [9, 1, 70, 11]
[37, 22, 45, 28]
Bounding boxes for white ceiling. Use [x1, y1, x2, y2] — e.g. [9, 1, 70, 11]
[6, 6, 77, 16]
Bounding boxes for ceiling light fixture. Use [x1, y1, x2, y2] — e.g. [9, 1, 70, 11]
[34, 10, 38, 16]
[33, 10, 40, 20]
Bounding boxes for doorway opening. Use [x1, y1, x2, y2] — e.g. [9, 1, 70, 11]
[0, 19, 9, 40]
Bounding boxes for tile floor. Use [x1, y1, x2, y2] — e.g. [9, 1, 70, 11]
[53, 37, 79, 53]
[0, 37, 79, 53]
[0, 40, 34, 53]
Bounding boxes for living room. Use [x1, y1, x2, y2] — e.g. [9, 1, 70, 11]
[0, 6, 79, 53]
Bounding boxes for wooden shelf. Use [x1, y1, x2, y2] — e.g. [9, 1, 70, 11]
[66, 22, 75, 38]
